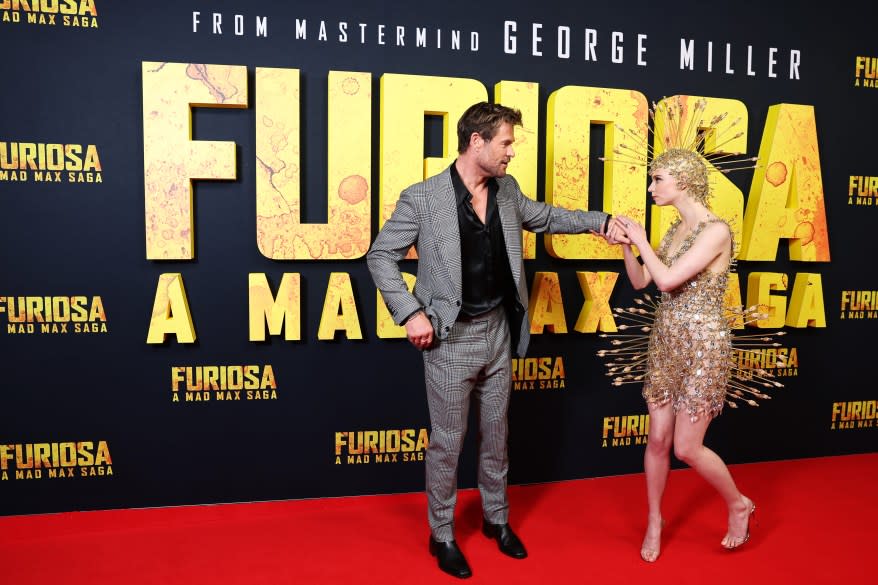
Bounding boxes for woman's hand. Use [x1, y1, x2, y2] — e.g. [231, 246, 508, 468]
[616, 215, 648, 248]
[605, 217, 632, 245]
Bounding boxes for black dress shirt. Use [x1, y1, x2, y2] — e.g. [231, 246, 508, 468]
[449, 163, 516, 318]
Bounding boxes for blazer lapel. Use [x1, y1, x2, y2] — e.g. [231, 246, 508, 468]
[427, 170, 462, 294]
[496, 182, 523, 288]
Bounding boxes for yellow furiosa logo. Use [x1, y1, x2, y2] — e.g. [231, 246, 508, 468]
[0, 0, 98, 28]
[170, 365, 278, 402]
[0, 142, 102, 183]
[334, 428, 429, 465]
[848, 176, 877, 206]
[0, 296, 107, 334]
[602, 414, 649, 447]
[142, 66, 829, 345]
[0, 441, 112, 480]
[733, 347, 798, 378]
[512, 356, 565, 390]
[831, 401, 877, 430]
[854, 56, 878, 87]
[839, 291, 878, 319]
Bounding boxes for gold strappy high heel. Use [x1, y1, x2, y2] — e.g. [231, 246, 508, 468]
[723, 500, 756, 550]
[641, 518, 664, 562]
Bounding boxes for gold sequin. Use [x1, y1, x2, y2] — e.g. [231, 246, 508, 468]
[599, 219, 784, 418]
[641, 219, 731, 421]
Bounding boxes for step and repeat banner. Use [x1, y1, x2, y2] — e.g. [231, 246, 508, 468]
[1, 0, 876, 515]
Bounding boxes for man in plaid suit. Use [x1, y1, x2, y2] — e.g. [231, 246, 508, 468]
[367, 102, 610, 579]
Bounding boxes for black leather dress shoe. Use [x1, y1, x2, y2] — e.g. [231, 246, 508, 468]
[482, 520, 528, 559]
[429, 536, 472, 579]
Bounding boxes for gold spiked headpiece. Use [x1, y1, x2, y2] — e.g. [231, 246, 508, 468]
[601, 96, 758, 207]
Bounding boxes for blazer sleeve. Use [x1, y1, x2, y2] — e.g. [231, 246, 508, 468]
[366, 188, 425, 325]
[507, 176, 608, 234]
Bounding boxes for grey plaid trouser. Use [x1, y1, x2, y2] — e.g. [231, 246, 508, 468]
[423, 305, 512, 542]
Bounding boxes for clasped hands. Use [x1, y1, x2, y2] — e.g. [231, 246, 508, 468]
[602, 216, 647, 247]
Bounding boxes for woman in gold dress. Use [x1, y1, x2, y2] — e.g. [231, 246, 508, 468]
[607, 148, 756, 562]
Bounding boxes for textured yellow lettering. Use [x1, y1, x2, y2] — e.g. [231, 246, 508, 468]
[142, 62, 246, 259]
[146, 273, 196, 343]
[546, 86, 647, 259]
[574, 271, 618, 333]
[528, 272, 567, 334]
[255, 69, 371, 260]
[745, 272, 787, 329]
[318, 272, 362, 340]
[740, 104, 829, 261]
[786, 273, 826, 327]
[248, 273, 301, 341]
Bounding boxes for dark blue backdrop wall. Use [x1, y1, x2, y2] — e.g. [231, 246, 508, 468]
[1, 0, 876, 516]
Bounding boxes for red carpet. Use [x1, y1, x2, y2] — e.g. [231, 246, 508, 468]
[1, 454, 874, 584]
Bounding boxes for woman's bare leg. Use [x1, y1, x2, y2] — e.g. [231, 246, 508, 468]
[672, 410, 754, 548]
[641, 401, 675, 561]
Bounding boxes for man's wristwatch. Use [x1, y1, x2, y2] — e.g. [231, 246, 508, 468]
[603, 213, 613, 234]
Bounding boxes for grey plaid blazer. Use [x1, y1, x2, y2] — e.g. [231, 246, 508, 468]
[367, 167, 607, 357]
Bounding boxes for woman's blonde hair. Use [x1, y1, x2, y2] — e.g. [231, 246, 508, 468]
[649, 148, 710, 206]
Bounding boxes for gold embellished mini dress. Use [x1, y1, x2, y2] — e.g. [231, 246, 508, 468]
[642, 218, 732, 421]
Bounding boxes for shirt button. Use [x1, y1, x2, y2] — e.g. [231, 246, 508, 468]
[455, 300, 461, 306]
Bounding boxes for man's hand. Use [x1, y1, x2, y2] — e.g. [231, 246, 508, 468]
[605, 217, 632, 245]
[405, 311, 434, 350]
